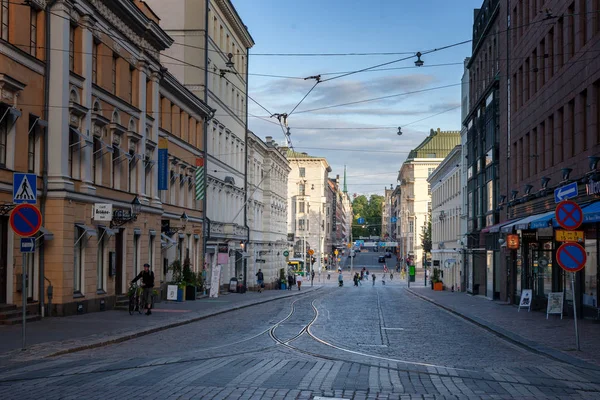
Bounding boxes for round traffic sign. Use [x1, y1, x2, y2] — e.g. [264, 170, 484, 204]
[555, 200, 583, 231]
[10, 204, 42, 237]
[283, 250, 289, 257]
[308, 249, 314, 256]
[556, 242, 586, 273]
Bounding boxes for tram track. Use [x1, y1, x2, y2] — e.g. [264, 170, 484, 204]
[1, 288, 599, 394]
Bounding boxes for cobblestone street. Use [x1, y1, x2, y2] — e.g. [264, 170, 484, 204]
[1, 283, 599, 399]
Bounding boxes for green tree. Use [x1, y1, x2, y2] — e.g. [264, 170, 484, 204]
[351, 194, 384, 238]
[420, 212, 432, 266]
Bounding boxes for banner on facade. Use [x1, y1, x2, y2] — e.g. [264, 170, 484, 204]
[546, 292, 564, 319]
[158, 138, 168, 190]
[195, 157, 205, 200]
[210, 265, 221, 298]
[518, 289, 532, 312]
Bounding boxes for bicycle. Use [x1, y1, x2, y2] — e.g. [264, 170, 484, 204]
[128, 283, 143, 315]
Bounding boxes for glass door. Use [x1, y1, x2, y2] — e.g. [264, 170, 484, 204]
[530, 247, 553, 299]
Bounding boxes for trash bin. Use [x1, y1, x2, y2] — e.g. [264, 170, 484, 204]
[229, 278, 238, 293]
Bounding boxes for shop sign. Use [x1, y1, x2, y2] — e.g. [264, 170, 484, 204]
[218, 244, 228, 253]
[521, 231, 537, 241]
[507, 234, 520, 249]
[586, 179, 600, 196]
[555, 230, 584, 243]
[93, 203, 113, 221]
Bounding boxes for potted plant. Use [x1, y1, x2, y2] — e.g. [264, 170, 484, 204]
[431, 268, 443, 291]
[195, 271, 205, 296]
[168, 259, 186, 302]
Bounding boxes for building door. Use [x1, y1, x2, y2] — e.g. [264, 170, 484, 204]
[0, 217, 7, 303]
[115, 229, 123, 295]
[529, 247, 553, 299]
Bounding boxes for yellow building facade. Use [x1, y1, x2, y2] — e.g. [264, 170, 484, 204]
[0, 0, 211, 319]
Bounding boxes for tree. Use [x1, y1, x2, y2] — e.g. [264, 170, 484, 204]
[351, 194, 384, 238]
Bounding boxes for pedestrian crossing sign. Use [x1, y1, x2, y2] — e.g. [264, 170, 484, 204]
[13, 173, 37, 204]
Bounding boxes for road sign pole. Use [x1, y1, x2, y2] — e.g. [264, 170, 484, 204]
[571, 272, 580, 351]
[22, 252, 26, 351]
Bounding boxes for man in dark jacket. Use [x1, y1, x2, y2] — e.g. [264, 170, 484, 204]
[132, 263, 155, 315]
[256, 269, 264, 293]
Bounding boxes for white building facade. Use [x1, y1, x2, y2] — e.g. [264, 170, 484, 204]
[246, 133, 290, 289]
[397, 129, 461, 269]
[286, 150, 331, 274]
[146, 0, 254, 288]
[459, 57, 471, 291]
[428, 146, 462, 291]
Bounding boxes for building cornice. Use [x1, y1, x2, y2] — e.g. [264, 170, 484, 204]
[214, 0, 255, 49]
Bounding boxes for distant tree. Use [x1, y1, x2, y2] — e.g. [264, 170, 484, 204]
[352, 194, 384, 238]
[421, 212, 432, 261]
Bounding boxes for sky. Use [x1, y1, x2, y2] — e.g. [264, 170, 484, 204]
[234, 0, 483, 197]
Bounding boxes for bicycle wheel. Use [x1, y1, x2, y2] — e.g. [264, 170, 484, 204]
[137, 294, 144, 314]
[128, 295, 135, 315]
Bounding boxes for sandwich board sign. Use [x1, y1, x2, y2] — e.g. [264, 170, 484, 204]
[546, 292, 564, 319]
[518, 289, 532, 312]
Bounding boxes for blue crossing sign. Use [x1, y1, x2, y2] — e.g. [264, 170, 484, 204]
[13, 173, 37, 204]
[391, 217, 397, 223]
[357, 217, 365, 224]
[20, 238, 35, 253]
[556, 242, 586, 273]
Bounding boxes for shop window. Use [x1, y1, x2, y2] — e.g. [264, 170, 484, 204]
[74, 226, 84, 294]
[584, 238, 597, 307]
[97, 234, 105, 291]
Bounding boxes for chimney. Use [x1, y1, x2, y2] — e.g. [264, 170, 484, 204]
[265, 136, 272, 144]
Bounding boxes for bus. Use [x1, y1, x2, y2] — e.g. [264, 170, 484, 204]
[287, 258, 305, 276]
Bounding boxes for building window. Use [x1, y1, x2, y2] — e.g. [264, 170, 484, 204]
[97, 234, 104, 291]
[27, 132, 35, 173]
[298, 201, 305, 213]
[69, 25, 75, 71]
[1, 0, 8, 40]
[68, 129, 77, 178]
[111, 54, 117, 94]
[299, 167, 305, 177]
[299, 183, 305, 196]
[0, 112, 7, 166]
[128, 149, 137, 192]
[112, 146, 119, 189]
[92, 138, 100, 184]
[92, 41, 98, 84]
[74, 226, 84, 294]
[409, 220, 414, 233]
[298, 219, 305, 231]
[30, 9, 37, 57]
[428, 167, 435, 176]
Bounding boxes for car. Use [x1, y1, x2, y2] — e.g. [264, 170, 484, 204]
[385, 252, 392, 258]
[378, 256, 385, 263]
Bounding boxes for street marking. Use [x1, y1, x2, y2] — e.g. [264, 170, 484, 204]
[382, 327, 405, 330]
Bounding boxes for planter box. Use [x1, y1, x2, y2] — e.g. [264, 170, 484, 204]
[185, 285, 197, 300]
[434, 282, 443, 291]
[280, 283, 286, 290]
[176, 287, 186, 302]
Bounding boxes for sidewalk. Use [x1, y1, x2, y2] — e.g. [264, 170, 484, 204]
[0, 286, 320, 364]
[407, 287, 600, 370]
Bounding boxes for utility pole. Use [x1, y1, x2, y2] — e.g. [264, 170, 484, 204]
[317, 200, 321, 284]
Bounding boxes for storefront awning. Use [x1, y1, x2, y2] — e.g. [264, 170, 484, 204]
[75, 223, 97, 237]
[133, 228, 141, 235]
[149, 229, 156, 237]
[161, 233, 176, 245]
[193, 234, 200, 240]
[481, 219, 518, 233]
[514, 211, 555, 230]
[583, 201, 600, 223]
[529, 211, 557, 229]
[37, 226, 54, 241]
[98, 225, 117, 237]
[500, 212, 550, 233]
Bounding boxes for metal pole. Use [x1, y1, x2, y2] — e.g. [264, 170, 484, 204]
[22, 252, 27, 351]
[317, 204, 321, 285]
[350, 228, 353, 276]
[571, 272, 580, 351]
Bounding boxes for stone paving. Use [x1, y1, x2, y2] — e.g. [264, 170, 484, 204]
[1, 285, 599, 399]
[407, 287, 600, 369]
[0, 285, 320, 363]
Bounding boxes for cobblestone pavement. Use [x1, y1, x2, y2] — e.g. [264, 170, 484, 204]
[1, 286, 599, 399]
[407, 287, 600, 368]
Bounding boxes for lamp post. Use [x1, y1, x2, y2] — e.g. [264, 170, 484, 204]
[240, 240, 247, 293]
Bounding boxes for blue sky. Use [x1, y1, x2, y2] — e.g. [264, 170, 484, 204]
[234, 0, 483, 196]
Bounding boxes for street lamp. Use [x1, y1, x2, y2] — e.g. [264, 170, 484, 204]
[110, 195, 141, 228]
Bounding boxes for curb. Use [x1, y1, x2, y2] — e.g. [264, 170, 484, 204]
[29, 287, 322, 359]
[406, 288, 600, 372]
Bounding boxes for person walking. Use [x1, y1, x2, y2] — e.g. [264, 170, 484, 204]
[382, 272, 386, 285]
[338, 271, 344, 287]
[255, 269, 264, 293]
[131, 263, 155, 315]
[296, 274, 303, 290]
[372, 273, 376, 286]
[287, 274, 294, 290]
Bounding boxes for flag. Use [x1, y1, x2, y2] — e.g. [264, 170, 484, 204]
[195, 157, 205, 200]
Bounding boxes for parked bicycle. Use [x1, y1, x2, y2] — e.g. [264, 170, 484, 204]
[128, 282, 144, 315]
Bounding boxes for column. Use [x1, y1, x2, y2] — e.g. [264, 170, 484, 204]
[137, 60, 149, 200]
[47, 0, 74, 190]
[79, 14, 96, 193]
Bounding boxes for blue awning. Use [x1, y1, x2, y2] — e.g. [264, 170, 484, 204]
[529, 211, 557, 230]
[583, 201, 600, 223]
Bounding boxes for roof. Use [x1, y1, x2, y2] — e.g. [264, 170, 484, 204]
[405, 128, 461, 163]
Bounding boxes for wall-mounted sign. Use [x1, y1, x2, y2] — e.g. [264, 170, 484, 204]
[555, 230, 584, 243]
[218, 244, 228, 253]
[507, 234, 520, 249]
[93, 203, 113, 221]
[158, 137, 168, 190]
[586, 179, 600, 196]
